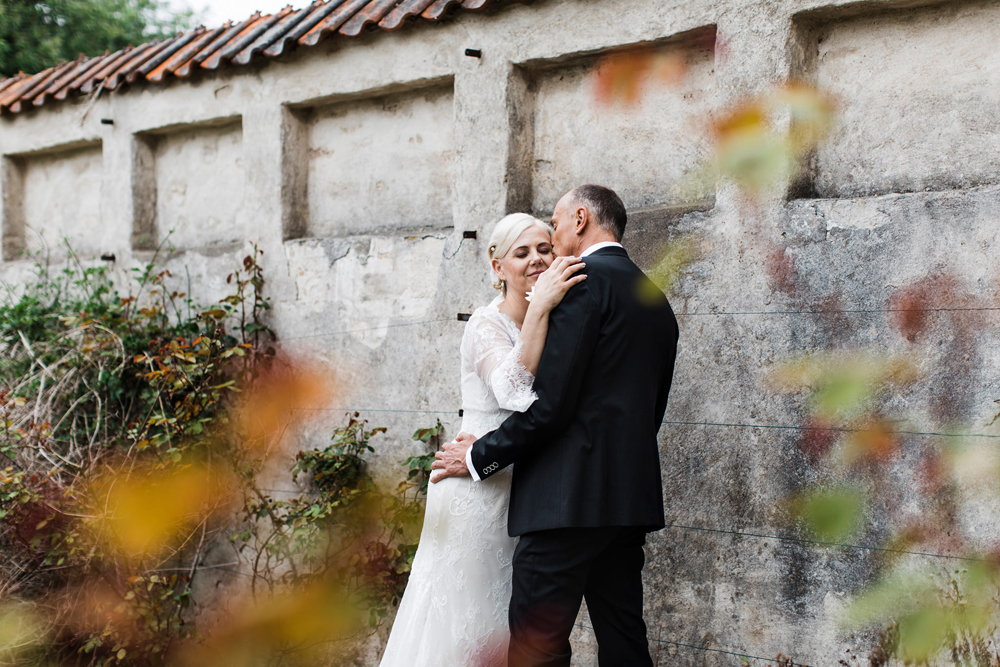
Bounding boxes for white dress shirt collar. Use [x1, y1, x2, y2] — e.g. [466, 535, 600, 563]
[580, 241, 623, 257]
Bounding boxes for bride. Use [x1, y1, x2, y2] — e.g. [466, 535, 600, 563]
[379, 213, 587, 667]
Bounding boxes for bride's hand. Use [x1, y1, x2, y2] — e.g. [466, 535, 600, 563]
[526, 256, 586, 313]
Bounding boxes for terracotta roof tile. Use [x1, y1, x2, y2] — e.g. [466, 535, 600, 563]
[0, 73, 25, 95]
[340, 0, 400, 37]
[98, 41, 158, 91]
[148, 27, 224, 83]
[421, 0, 464, 21]
[216, 11, 294, 65]
[137, 30, 206, 79]
[33, 56, 93, 106]
[233, 7, 304, 64]
[117, 38, 181, 87]
[174, 21, 241, 77]
[53, 55, 109, 100]
[298, 0, 370, 47]
[10, 63, 74, 112]
[0, 0, 512, 115]
[79, 47, 136, 93]
[378, 0, 436, 30]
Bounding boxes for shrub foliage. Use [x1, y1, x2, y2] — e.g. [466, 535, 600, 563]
[0, 249, 429, 665]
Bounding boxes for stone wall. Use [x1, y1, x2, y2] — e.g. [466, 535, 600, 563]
[2, 0, 999, 664]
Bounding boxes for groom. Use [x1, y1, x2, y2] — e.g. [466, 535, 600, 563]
[431, 184, 679, 667]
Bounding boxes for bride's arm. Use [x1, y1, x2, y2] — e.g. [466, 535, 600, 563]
[516, 256, 587, 375]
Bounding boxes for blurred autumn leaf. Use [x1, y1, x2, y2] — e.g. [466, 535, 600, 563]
[791, 485, 867, 543]
[0, 602, 46, 658]
[772, 352, 917, 422]
[178, 579, 356, 667]
[843, 562, 1000, 664]
[236, 362, 334, 452]
[638, 234, 704, 303]
[708, 83, 835, 198]
[842, 421, 899, 465]
[100, 465, 220, 555]
[593, 50, 690, 106]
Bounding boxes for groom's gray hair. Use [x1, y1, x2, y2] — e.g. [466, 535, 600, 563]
[569, 184, 627, 242]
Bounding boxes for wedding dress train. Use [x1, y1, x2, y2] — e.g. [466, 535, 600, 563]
[379, 297, 536, 667]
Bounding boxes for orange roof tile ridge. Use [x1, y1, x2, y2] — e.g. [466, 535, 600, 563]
[52, 55, 110, 100]
[34, 55, 95, 106]
[79, 47, 137, 94]
[234, 6, 303, 64]
[422, 0, 464, 20]
[99, 41, 158, 90]
[174, 21, 239, 77]
[118, 37, 183, 87]
[0, 69, 52, 109]
[262, 0, 329, 57]
[148, 26, 226, 82]
[9, 62, 74, 112]
[137, 28, 207, 80]
[340, 0, 401, 37]
[378, 0, 436, 31]
[298, 0, 370, 46]
[200, 13, 263, 70]
[0, 0, 517, 114]
[217, 9, 292, 65]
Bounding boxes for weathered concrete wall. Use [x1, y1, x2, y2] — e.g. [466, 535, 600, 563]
[303, 85, 455, 237]
[2, 142, 103, 259]
[529, 36, 717, 211]
[805, 0, 1000, 198]
[1, 0, 998, 664]
[149, 120, 246, 250]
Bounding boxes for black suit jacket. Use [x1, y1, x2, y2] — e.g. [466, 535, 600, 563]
[470, 246, 679, 536]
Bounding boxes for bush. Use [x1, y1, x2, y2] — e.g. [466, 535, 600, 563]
[0, 247, 429, 665]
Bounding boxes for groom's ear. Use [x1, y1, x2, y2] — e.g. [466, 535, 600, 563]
[575, 205, 589, 235]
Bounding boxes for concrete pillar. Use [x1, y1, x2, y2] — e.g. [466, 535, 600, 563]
[451, 55, 530, 234]
[712, 0, 799, 223]
[239, 102, 297, 303]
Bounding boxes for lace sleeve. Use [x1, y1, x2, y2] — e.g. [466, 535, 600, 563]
[470, 310, 538, 413]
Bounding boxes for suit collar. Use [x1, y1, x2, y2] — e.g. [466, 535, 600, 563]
[581, 241, 623, 257]
[584, 245, 629, 258]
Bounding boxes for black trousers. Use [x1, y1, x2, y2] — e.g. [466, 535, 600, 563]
[508, 526, 653, 667]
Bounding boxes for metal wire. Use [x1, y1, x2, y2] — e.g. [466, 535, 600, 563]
[574, 623, 812, 666]
[665, 523, 982, 562]
[662, 419, 1000, 439]
[262, 304, 1000, 343]
[675, 306, 1000, 317]
[292, 407, 458, 415]
[278, 317, 454, 342]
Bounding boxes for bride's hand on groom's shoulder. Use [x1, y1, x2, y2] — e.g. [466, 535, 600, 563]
[527, 256, 587, 313]
[430, 432, 476, 483]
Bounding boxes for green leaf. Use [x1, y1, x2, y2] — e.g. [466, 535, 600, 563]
[793, 485, 866, 543]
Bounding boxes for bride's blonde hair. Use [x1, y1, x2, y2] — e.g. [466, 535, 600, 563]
[486, 213, 553, 296]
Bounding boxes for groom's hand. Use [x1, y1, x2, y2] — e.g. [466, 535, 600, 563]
[430, 432, 476, 483]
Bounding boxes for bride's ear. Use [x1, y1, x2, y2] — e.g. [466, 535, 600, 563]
[491, 258, 505, 290]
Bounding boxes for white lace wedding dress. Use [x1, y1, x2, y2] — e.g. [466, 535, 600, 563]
[379, 296, 536, 667]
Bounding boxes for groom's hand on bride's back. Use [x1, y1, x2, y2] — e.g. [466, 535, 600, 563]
[430, 432, 477, 483]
